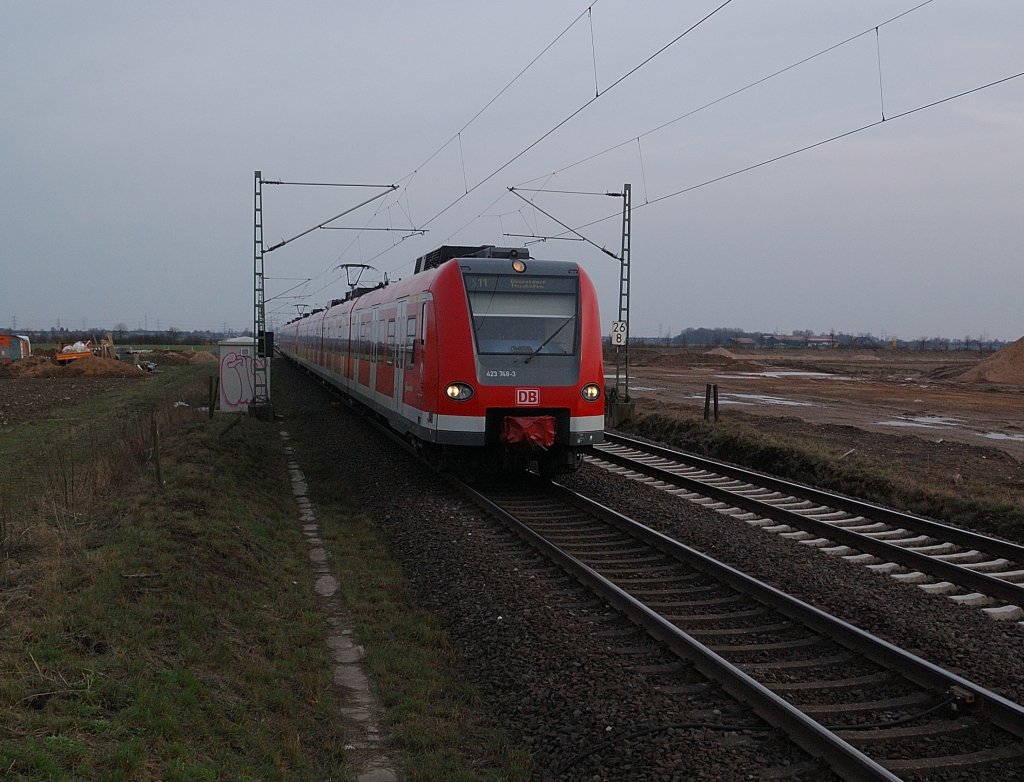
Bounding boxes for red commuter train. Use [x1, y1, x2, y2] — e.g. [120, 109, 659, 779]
[277, 244, 605, 477]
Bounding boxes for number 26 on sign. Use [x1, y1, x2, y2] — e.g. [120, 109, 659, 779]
[611, 320, 627, 346]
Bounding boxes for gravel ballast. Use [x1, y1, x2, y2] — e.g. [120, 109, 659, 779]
[275, 359, 1023, 780]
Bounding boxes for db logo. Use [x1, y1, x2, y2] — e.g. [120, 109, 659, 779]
[515, 388, 540, 406]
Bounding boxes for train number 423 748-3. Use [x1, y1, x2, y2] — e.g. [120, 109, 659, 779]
[485, 369, 517, 378]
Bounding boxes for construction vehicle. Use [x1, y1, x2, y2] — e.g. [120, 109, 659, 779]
[55, 340, 94, 365]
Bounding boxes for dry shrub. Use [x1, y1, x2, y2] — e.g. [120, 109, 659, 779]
[0, 488, 9, 560]
[42, 432, 91, 537]
[37, 392, 206, 545]
[2, 374, 212, 611]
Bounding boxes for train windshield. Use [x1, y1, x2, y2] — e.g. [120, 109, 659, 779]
[464, 273, 579, 356]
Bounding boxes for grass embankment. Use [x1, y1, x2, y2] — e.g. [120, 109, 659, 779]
[0, 366, 348, 780]
[619, 403, 1024, 544]
[1, 366, 528, 781]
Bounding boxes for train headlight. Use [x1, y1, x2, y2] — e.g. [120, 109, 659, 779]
[512, 259, 527, 273]
[445, 382, 475, 401]
[581, 383, 601, 402]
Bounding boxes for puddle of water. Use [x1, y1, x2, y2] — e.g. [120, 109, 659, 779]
[876, 415, 963, 429]
[604, 376, 664, 393]
[728, 393, 816, 407]
[716, 371, 852, 380]
[877, 417, 1024, 445]
[681, 392, 815, 407]
[684, 394, 746, 405]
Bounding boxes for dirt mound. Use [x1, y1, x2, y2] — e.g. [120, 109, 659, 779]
[5, 357, 58, 378]
[609, 347, 689, 367]
[704, 347, 739, 359]
[957, 337, 1024, 385]
[637, 352, 689, 367]
[145, 349, 218, 366]
[9, 355, 148, 379]
[65, 356, 149, 377]
[925, 364, 970, 382]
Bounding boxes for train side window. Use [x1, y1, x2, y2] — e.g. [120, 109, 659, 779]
[386, 319, 396, 366]
[405, 317, 417, 369]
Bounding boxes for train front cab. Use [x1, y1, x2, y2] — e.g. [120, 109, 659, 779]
[432, 255, 604, 477]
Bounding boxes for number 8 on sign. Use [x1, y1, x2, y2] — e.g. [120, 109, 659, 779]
[611, 320, 627, 346]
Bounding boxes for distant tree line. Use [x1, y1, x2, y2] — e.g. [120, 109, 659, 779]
[6, 323, 1007, 353]
[630, 327, 1008, 352]
[7, 325, 247, 347]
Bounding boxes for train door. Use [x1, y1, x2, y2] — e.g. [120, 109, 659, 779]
[318, 318, 325, 367]
[326, 319, 334, 373]
[343, 312, 354, 388]
[331, 319, 340, 375]
[369, 308, 379, 393]
[381, 311, 398, 408]
[394, 300, 406, 412]
[373, 308, 391, 403]
[403, 300, 422, 413]
[358, 312, 371, 388]
[408, 300, 426, 412]
[419, 298, 438, 439]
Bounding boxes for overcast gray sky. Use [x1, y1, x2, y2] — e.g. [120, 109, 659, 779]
[3, 1, 1022, 341]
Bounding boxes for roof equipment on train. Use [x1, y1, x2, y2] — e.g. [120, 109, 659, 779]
[414, 245, 531, 274]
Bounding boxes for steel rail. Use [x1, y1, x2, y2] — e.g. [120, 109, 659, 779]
[594, 436, 1024, 608]
[463, 475, 1024, 768]
[604, 431, 1024, 562]
[450, 476, 904, 782]
[544, 480, 1024, 744]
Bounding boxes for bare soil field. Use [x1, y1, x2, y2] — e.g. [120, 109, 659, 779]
[0, 351, 217, 426]
[617, 344, 1024, 503]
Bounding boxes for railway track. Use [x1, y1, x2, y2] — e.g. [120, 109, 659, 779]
[588, 432, 1024, 624]
[455, 475, 1024, 781]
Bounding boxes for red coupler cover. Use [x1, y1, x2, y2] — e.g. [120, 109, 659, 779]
[501, 415, 556, 447]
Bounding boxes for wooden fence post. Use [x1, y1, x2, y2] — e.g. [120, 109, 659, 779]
[208, 376, 219, 419]
[151, 411, 163, 487]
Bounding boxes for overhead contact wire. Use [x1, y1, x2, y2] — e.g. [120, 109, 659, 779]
[458, 132, 469, 194]
[312, 1, 601, 294]
[645, 70, 1024, 207]
[516, 0, 936, 187]
[545, 70, 1024, 244]
[876, 27, 886, 120]
[589, 6, 599, 97]
[402, 1, 601, 193]
[637, 137, 649, 204]
[418, 0, 735, 231]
